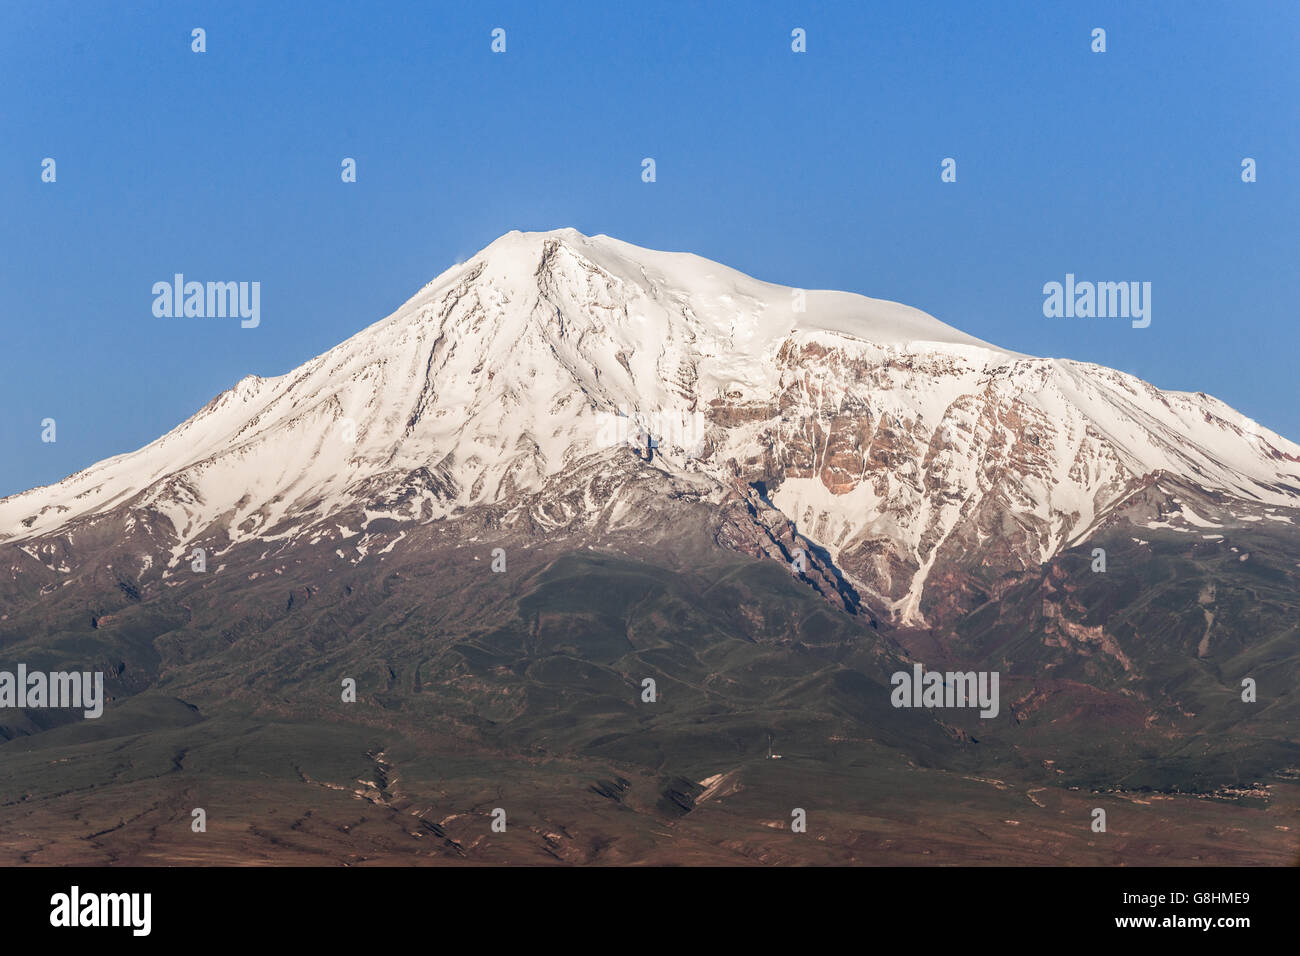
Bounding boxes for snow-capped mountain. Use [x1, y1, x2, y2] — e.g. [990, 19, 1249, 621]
[3, 228, 1298, 624]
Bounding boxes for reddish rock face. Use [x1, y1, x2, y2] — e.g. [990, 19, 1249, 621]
[689, 335, 1152, 626]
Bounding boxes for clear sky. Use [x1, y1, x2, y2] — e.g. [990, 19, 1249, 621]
[2, 0, 1297, 498]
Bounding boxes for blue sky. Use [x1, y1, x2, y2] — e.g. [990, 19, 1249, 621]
[2, 0, 1297, 497]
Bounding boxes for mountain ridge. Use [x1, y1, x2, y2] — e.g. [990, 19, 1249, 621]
[3, 228, 1298, 627]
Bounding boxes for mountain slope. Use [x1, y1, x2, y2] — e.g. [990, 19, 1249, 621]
[3, 229, 1299, 867]
[2, 228, 1298, 627]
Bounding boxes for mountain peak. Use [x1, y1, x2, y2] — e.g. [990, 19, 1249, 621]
[450, 228, 1015, 358]
[478, 226, 591, 257]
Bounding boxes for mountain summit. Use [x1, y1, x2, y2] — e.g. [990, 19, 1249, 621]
[3, 228, 1298, 625]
